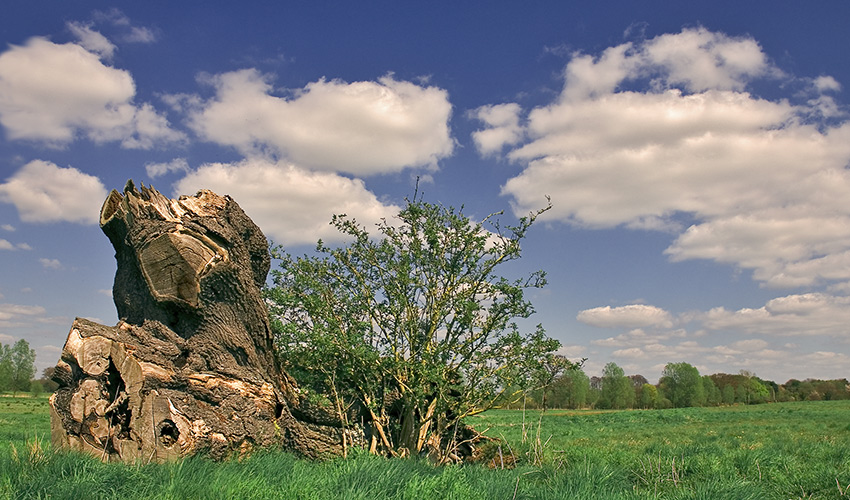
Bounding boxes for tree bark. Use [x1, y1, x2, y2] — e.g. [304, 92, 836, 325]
[49, 181, 363, 461]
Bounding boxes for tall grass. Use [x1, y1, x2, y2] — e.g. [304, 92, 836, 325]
[2, 396, 849, 499]
[472, 401, 850, 499]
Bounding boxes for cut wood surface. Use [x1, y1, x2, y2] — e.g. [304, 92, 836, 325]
[49, 182, 363, 461]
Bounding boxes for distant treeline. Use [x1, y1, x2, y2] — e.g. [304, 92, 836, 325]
[504, 361, 850, 410]
[10, 347, 849, 412]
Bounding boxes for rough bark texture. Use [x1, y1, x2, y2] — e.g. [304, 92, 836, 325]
[49, 181, 362, 462]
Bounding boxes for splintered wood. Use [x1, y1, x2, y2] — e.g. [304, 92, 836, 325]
[49, 182, 361, 462]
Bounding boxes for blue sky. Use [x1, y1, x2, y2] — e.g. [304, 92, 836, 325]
[1, 1, 849, 383]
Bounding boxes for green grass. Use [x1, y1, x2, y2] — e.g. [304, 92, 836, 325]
[0, 395, 50, 452]
[471, 402, 850, 499]
[2, 396, 849, 499]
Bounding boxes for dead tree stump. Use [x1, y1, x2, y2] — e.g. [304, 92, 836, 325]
[49, 181, 361, 461]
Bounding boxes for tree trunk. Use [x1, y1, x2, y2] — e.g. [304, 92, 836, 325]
[49, 181, 364, 461]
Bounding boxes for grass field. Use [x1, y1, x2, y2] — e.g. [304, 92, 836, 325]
[1, 395, 849, 499]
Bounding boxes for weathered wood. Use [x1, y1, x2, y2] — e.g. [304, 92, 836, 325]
[50, 182, 363, 461]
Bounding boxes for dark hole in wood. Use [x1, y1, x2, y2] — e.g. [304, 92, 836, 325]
[158, 419, 179, 447]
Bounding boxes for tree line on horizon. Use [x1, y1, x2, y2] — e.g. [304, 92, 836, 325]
[4, 339, 848, 411]
[4, 336, 848, 414]
[505, 360, 850, 410]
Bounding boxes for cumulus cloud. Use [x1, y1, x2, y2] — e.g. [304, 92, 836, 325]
[0, 303, 46, 324]
[579, 294, 849, 380]
[39, 258, 62, 270]
[186, 70, 453, 174]
[0, 37, 184, 147]
[700, 293, 850, 336]
[67, 21, 117, 59]
[146, 158, 190, 178]
[124, 26, 157, 44]
[0, 160, 107, 224]
[577, 304, 673, 328]
[0, 239, 30, 251]
[813, 75, 841, 93]
[174, 158, 400, 245]
[471, 103, 523, 156]
[480, 27, 850, 289]
[91, 9, 157, 44]
[591, 327, 686, 347]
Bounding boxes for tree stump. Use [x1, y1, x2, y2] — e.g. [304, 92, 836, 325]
[49, 181, 361, 461]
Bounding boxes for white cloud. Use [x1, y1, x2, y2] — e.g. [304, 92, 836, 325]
[611, 340, 709, 362]
[641, 28, 772, 92]
[67, 21, 116, 59]
[0, 303, 46, 322]
[145, 158, 190, 178]
[611, 347, 645, 359]
[813, 75, 841, 93]
[39, 258, 62, 270]
[665, 211, 850, 288]
[0, 239, 30, 251]
[1, 224, 14, 231]
[187, 70, 453, 174]
[174, 158, 400, 245]
[0, 37, 184, 148]
[700, 293, 850, 336]
[577, 304, 673, 329]
[591, 327, 686, 347]
[92, 8, 131, 26]
[0, 160, 107, 224]
[483, 27, 850, 288]
[91, 9, 157, 44]
[125, 26, 156, 44]
[728, 339, 769, 352]
[471, 103, 523, 156]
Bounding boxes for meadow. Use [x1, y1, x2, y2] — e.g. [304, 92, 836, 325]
[1, 395, 848, 499]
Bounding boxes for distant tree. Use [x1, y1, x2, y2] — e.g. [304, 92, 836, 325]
[735, 383, 748, 403]
[589, 376, 603, 391]
[780, 378, 831, 402]
[638, 383, 659, 409]
[0, 343, 11, 392]
[10, 339, 36, 395]
[709, 373, 740, 392]
[30, 380, 43, 397]
[782, 379, 804, 401]
[37, 367, 59, 393]
[760, 377, 779, 402]
[587, 376, 602, 408]
[628, 374, 649, 387]
[721, 384, 735, 405]
[536, 355, 574, 410]
[814, 379, 850, 400]
[738, 370, 769, 404]
[599, 362, 634, 409]
[659, 362, 704, 407]
[629, 374, 649, 404]
[549, 367, 590, 409]
[775, 385, 793, 402]
[702, 376, 721, 406]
